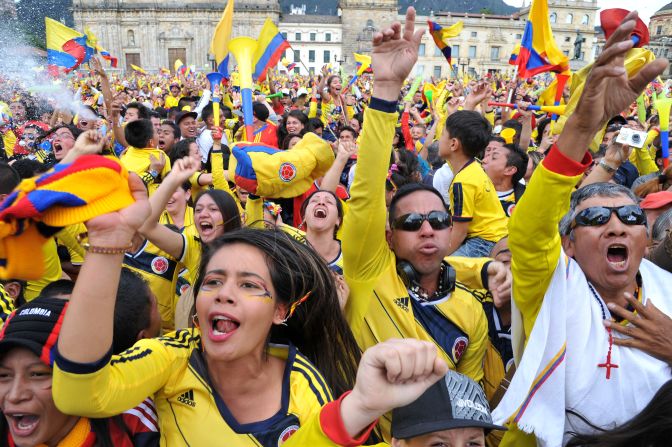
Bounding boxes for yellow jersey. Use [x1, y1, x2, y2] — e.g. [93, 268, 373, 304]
[25, 239, 62, 301]
[124, 240, 181, 332]
[450, 160, 509, 242]
[53, 330, 338, 447]
[342, 104, 489, 439]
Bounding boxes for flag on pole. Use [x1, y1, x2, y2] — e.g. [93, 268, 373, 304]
[130, 64, 147, 75]
[84, 27, 118, 68]
[508, 43, 520, 65]
[210, 0, 234, 77]
[353, 53, 371, 76]
[174, 59, 185, 74]
[427, 20, 463, 65]
[516, 0, 569, 78]
[252, 18, 291, 82]
[45, 18, 94, 75]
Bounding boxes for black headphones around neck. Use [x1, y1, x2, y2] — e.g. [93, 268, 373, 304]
[397, 259, 456, 296]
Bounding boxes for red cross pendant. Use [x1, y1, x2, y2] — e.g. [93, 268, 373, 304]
[598, 327, 619, 380]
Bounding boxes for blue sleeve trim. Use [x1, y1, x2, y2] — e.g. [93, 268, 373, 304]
[369, 97, 399, 113]
[54, 346, 113, 374]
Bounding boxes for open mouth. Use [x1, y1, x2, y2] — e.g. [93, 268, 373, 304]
[158, 139, 166, 148]
[53, 142, 63, 155]
[199, 221, 214, 233]
[606, 244, 628, 268]
[313, 207, 327, 219]
[211, 315, 240, 339]
[6, 414, 39, 437]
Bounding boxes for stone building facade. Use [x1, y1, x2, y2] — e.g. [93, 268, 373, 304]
[72, 0, 599, 77]
[649, 2, 672, 79]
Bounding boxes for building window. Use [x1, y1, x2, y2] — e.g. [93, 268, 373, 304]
[657, 26, 663, 35]
[665, 49, 669, 58]
[468, 67, 476, 78]
[566, 13, 573, 24]
[515, 33, 522, 39]
[308, 50, 315, 62]
[293, 50, 300, 62]
[565, 36, 571, 42]
[310, 32, 316, 41]
[550, 13, 557, 24]
[582, 14, 589, 25]
[468, 45, 477, 58]
[326, 32, 331, 42]
[434, 46, 442, 57]
[416, 64, 425, 76]
[563, 49, 569, 56]
[295, 33, 301, 41]
[127, 30, 135, 46]
[294, 67, 300, 74]
[471, 31, 477, 38]
[419, 43, 425, 56]
[490, 46, 500, 61]
[452, 45, 460, 57]
[433, 66, 442, 78]
[324, 50, 330, 63]
[281, 32, 287, 39]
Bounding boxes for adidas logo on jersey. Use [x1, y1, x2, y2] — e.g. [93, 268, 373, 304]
[177, 389, 196, 407]
[394, 297, 410, 312]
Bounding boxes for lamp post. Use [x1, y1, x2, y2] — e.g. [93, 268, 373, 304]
[334, 54, 347, 66]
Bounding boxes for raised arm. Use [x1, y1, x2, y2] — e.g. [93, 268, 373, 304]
[138, 157, 200, 258]
[510, 11, 668, 336]
[342, 7, 423, 289]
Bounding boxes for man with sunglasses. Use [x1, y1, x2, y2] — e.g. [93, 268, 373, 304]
[493, 11, 672, 447]
[342, 9, 509, 440]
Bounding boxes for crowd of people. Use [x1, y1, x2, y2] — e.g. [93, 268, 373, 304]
[0, 7, 670, 447]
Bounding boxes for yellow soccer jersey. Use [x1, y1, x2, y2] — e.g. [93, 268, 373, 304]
[179, 231, 202, 285]
[25, 239, 62, 301]
[124, 240, 181, 332]
[497, 189, 517, 218]
[0, 284, 15, 326]
[450, 160, 508, 242]
[164, 95, 182, 109]
[120, 147, 172, 194]
[159, 206, 195, 232]
[53, 330, 333, 447]
[55, 223, 87, 266]
[342, 105, 489, 439]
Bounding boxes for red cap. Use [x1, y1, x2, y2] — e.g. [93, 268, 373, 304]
[600, 9, 649, 47]
[640, 191, 672, 210]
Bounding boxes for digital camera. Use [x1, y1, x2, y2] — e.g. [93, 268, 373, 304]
[615, 128, 647, 149]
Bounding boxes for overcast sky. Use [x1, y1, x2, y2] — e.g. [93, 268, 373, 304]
[503, 0, 668, 25]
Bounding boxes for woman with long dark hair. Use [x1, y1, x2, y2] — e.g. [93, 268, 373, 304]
[52, 172, 365, 444]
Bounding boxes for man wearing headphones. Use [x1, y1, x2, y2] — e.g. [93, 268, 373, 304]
[341, 8, 507, 440]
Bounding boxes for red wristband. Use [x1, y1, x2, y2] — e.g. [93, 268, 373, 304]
[542, 143, 593, 177]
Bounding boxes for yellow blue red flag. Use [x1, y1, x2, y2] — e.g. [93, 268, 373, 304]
[509, 43, 520, 65]
[252, 18, 290, 83]
[85, 27, 117, 68]
[210, 0, 234, 78]
[427, 20, 463, 65]
[516, 0, 569, 77]
[45, 18, 94, 75]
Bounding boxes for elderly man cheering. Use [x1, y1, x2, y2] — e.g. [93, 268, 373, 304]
[493, 11, 672, 447]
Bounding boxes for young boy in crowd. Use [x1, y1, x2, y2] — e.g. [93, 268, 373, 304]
[120, 118, 171, 193]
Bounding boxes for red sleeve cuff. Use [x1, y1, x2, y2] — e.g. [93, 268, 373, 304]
[542, 143, 592, 177]
[319, 391, 377, 447]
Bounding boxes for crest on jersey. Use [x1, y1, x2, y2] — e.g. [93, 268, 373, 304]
[151, 256, 169, 275]
[279, 163, 297, 182]
[278, 425, 299, 446]
[452, 336, 468, 362]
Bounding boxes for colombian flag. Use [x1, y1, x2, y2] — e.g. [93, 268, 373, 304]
[85, 27, 118, 68]
[130, 64, 147, 75]
[427, 20, 463, 65]
[46, 18, 94, 75]
[509, 43, 520, 65]
[210, 0, 234, 78]
[252, 18, 290, 83]
[516, 0, 569, 78]
[353, 53, 371, 76]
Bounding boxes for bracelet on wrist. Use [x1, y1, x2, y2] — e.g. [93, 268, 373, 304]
[81, 241, 133, 255]
[598, 159, 618, 175]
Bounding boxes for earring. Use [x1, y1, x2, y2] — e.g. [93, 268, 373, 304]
[192, 314, 200, 329]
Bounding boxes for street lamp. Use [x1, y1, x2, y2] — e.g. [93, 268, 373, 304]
[334, 54, 347, 66]
[459, 57, 470, 76]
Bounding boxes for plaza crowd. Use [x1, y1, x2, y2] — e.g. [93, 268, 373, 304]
[0, 7, 670, 447]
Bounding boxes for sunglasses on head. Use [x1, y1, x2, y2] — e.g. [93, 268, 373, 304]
[570, 205, 647, 230]
[391, 211, 452, 232]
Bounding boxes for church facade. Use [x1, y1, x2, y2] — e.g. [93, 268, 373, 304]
[72, 0, 599, 77]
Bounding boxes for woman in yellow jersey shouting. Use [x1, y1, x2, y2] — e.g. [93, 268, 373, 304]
[51, 173, 366, 446]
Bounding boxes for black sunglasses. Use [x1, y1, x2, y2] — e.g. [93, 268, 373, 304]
[571, 205, 647, 230]
[391, 211, 452, 232]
